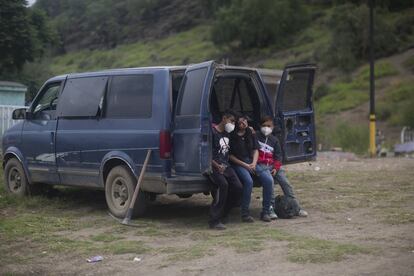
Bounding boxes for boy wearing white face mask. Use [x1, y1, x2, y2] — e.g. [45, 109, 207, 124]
[209, 110, 243, 230]
[256, 116, 308, 221]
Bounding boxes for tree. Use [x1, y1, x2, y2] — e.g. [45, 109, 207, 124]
[326, 3, 396, 71]
[0, 0, 34, 75]
[0, 0, 56, 76]
[211, 0, 308, 49]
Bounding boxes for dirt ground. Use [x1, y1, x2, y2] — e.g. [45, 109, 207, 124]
[1, 157, 413, 275]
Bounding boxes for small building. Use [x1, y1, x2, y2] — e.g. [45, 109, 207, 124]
[0, 81, 27, 106]
[0, 81, 27, 138]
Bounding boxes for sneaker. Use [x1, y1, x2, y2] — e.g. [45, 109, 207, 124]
[221, 215, 229, 224]
[209, 222, 226, 230]
[298, 209, 308, 217]
[241, 215, 255, 223]
[269, 206, 278, 220]
[260, 213, 271, 222]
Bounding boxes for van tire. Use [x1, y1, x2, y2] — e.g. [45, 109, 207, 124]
[4, 158, 29, 196]
[105, 165, 147, 218]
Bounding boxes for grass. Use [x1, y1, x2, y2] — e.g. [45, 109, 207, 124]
[357, 61, 399, 81]
[376, 80, 414, 127]
[315, 61, 398, 115]
[317, 120, 369, 155]
[3, 158, 414, 271]
[0, 171, 373, 268]
[288, 168, 414, 224]
[90, 233, 123, 242]
[402, 54, 414, 72]
[49, 25, 219, 75]
[287, 238, 372, 263]
[159, 223, 371, 264]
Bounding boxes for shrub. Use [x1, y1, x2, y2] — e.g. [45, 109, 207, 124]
[211, 0, 308, 49]
[318, 121, 369, 155]
[382, 81, 414, 127]
[315, 61, 398, 115]
[314, 84, 330, 101]
[402, 55, 414, 73]
[357, 61, 398, 80]
[325, 3, 397, 72]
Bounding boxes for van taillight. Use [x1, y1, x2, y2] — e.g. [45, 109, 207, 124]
[159, 130, 171, 159]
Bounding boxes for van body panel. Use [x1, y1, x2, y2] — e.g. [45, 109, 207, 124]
[173, 61, 215, 175]
[99, 151, 146, 187]
[20, 80, 64, 184]
[275, 64, 317, 163]
[56, 69, 170, 188]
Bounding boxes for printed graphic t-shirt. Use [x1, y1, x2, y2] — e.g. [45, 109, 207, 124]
[212, 126, 230, 166]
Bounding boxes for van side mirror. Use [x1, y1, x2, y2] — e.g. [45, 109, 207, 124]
[12, 108, 29, 120]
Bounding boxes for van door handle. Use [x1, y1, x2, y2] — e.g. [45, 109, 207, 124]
[50, 131, 55, 145]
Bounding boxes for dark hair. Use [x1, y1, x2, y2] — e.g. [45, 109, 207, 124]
[260, 116, 274, 125]
[233, 111, 243, 119]
[222, 109, 237, 119]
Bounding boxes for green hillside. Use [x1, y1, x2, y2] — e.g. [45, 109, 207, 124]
[49, 25, 219, 74]
[3, 0, 414, 154]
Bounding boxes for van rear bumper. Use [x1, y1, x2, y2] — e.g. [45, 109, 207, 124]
[166, 175, 211, 194]
[142, 173, 211, 195]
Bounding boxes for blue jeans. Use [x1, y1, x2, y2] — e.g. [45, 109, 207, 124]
[254, 164, 274, 215]
[233, 163, 254, 217]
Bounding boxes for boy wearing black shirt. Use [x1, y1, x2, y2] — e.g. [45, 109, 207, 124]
[209, 110, 243, 230]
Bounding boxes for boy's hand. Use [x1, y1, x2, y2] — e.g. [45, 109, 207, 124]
[271, 168, 278, 176]
[248, 163, 256, 172]
[218, 164, 226, 174]
[242, 162, 252, 173]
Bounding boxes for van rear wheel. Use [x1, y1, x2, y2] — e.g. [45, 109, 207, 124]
[4, 158, 29, 196]
[105, 165, 148, 218]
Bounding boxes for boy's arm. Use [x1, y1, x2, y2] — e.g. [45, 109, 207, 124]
[212, 159, 226, 174]
[252, 150, 259, 166]
[229, 154, 248, 167]
[272, 136, 283, 171]
[252, 133, 260, 166]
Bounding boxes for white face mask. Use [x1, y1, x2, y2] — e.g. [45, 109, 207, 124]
[261, 126, 273, 136]
[225, 122, 235, 133]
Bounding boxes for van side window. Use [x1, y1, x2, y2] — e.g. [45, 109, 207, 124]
[106, 74, 153, 118]
[282, 71, 311, 112]
[32, 82, 61, 119]
[177, 68, 207, 115]
[57, 76, 108, 117]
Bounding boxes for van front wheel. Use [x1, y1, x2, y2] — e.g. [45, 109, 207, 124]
[105, 165, 148, 218]
[4, 158, 29, 196]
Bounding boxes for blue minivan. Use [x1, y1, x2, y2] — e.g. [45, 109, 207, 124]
[2, 61, 316, 218]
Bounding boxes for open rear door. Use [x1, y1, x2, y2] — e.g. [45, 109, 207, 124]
[275, 64, 317, 164]
[173, 61, 215, 175]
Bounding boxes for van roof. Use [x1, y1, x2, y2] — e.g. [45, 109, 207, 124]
[45, 63, 282, 83]
[46, 66, 188, 83]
